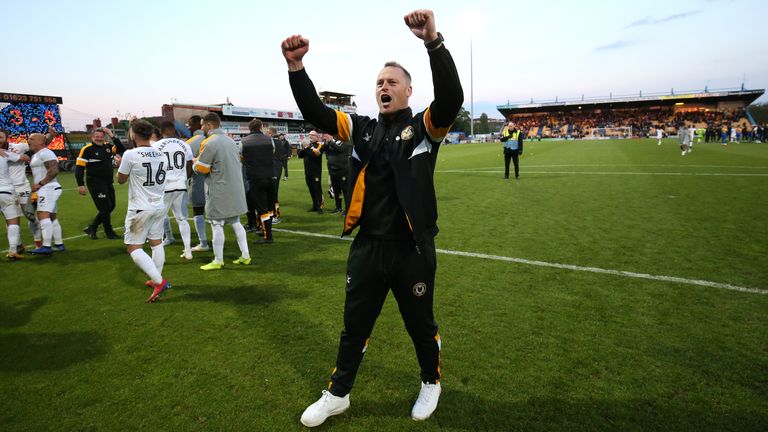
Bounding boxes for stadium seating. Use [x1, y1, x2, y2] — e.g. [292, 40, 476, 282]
[506, 107, 753, 139]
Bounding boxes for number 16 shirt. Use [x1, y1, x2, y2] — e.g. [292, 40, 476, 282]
[118, 147, 166, 211]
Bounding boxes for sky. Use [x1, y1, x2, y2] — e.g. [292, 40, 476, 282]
[4, 0, 767, 130]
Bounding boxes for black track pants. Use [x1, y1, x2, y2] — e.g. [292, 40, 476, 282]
[328, 234, 441, 397]
[86, 180, 116, 233]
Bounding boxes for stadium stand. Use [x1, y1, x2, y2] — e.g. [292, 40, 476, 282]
[497, 87, 765, 139]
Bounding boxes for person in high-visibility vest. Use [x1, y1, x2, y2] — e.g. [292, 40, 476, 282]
[500, 120, 524, 179]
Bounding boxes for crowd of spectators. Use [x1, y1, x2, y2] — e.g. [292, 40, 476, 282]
[506, 107, 762, 140]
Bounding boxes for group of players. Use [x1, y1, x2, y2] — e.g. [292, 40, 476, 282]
[0, 128, 65, 259]
[0, 112, 289, 303]
[656, 123, 751, 156]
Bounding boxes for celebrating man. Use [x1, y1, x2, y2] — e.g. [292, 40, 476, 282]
[0, 144, 30, 259]
[76, 127, 125, 240]
[28, 133, 64, 255]
[117, 120, 171, 302]
[153, 121, 195, 259]
[282, 9, 463, 427]
[193, 113, 251, 270]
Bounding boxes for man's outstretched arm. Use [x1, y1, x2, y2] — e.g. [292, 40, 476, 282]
[405, 10, 464, 139]
[281, 35, 339, 135]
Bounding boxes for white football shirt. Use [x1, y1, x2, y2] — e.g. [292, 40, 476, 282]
[118, 147, 166, 211]
[7, 142, 30, 187]
[0, 152, 21, 192]
[29, 148, 61, 189]
[152, 138, 194, 192]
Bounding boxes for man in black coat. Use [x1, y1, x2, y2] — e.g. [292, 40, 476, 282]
[241, 119, 276, 243]
[297, 130, 325, 213]
[283, 8, 463, 427]
[323, 133, 351, 213]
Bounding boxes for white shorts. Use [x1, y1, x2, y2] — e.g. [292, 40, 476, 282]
[36, 186, 62, 213]
[15, 183, 31, 207]
[123, 208, 165, 245]
[163, 190, 188, 220]
[0, 191, 22, 220]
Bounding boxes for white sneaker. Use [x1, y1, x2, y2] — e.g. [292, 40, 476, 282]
[162, 237, 175, 247]
[180, 251, 193, 260]
[300, 390, 350, 427]
[190, 243, 210, 252]
[411, 382, 441, 421]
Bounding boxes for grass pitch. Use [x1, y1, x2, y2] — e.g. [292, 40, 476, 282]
[1, 138, 767, 431]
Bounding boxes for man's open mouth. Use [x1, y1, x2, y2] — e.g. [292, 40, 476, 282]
[381, 94, 392, 106]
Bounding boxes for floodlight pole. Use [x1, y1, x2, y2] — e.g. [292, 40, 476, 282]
[470, 36, 474, 139]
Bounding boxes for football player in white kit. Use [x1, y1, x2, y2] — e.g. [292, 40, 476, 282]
[688, 125, 695, 153]
[28, 133, 64, 255]
[0, 128, 42, 252]
[0, 142, 30, 260]
[118, 120, 171, 303]
[656, 127, 663, 145]
[153, 121, 195, 259]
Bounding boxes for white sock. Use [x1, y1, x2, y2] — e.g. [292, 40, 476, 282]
[232, 222, 250, 259]
[212, 224, 224, 263]
[130, 249, 162, 284]
[39, 218, 53, 247]
[151, 244, 165, 275]
[52, 219, 63, 245]
[177, 219, 192, 253]
[7, 224, 20, 253]
[194, 215, 208, 246]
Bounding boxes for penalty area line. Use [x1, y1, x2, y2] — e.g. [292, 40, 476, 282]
[273, 228, 767, 295]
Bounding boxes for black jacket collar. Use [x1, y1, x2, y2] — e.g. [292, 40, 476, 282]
[378, 107, 413, 127]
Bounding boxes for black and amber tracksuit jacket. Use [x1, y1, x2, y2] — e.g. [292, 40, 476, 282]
[75, 137, 125, 186]
[297, 141, 325, 177]
[289, 44, 463, 242]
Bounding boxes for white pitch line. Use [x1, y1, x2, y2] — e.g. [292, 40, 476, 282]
[447, 164, 768, 170]
[437, 170, 768, 177]
[22, 227, 125, 248]
[272, 228, 767, 295]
